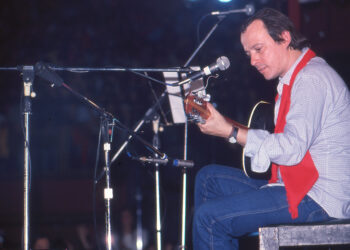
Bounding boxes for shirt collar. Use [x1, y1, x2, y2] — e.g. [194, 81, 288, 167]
[277, 47, 309, 95]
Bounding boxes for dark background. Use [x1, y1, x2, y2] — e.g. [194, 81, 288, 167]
[0, 0, 349, 249]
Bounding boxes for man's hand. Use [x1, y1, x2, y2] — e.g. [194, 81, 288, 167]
[197, 103, 232, 138]
[197, 103, 248, 146]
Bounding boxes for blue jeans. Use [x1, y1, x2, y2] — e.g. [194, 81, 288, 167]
[192, 164, 331, 250]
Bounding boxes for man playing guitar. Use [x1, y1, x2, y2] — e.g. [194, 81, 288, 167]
[192, 8, 350, 250]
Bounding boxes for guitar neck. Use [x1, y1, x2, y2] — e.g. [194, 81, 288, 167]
[224, 117, 248, 130]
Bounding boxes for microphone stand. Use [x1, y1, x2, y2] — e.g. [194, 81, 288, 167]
[183, 15, 225, 67]
[108, 87, 167, 250]
[109, 81, 168, 250]
[151, 115, 163, 250]
[21, 66, 35, 250]
[60, 82, 116, 250]
[179, 15, 227, 250]
[101, 117, 114, 250]
[1, 64, 187, 250]
[52, 80, 167, 250]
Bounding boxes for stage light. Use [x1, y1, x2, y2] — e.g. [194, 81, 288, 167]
[218, 0, 233, 3]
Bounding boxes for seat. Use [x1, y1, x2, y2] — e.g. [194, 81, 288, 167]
[259, 219, 350, 250]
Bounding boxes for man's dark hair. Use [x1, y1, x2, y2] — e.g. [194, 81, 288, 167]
[241, 8, 310, 50]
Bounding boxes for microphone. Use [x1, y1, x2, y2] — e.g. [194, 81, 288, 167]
[138, 156, 195, 168]
[211, 4, 255, 16]
[177, 56, 230, 86]
[34, 62, 64, 87]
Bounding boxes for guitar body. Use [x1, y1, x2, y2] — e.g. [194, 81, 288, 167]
[184, 95, 274, 179]
[242, 101, 274, 179]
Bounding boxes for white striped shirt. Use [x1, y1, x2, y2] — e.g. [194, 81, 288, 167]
[244, 48, 350, 219]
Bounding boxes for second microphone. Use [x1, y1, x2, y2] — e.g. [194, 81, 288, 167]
[177, 56, 230, 86]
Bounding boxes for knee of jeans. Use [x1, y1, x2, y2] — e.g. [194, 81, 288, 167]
[193, 202, 213, 229]
[195, 164, 218, 189]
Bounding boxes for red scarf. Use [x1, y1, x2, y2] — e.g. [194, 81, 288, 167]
[269, 49, 319, 219]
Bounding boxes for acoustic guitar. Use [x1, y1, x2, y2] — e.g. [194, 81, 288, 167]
[184, 94, 274, 179]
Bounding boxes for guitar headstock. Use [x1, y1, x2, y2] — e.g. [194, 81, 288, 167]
[184, 94, 211, 123]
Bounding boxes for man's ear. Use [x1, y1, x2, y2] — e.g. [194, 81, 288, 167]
[280, 30, 292, 48]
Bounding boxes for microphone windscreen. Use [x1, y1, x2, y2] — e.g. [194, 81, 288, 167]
[216, 56, 230, 71]
[245, 4, 255, 16]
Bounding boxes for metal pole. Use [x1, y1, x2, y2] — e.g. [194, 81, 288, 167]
[101, 118, 113, 250]
[104, 142, 113, 250]
[179, 121, 188, 249]
[23, 113, 30, 250]
[152, 116, 162, 250]
[22, 66, 35, 250]
[179, 16, 226, 249]
[155, 166, 162, 250]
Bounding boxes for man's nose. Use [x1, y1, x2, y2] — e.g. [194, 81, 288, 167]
[250, 53, 259, 66]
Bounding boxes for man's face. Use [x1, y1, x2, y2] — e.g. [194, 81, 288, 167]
[240, 20, 289, 80]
